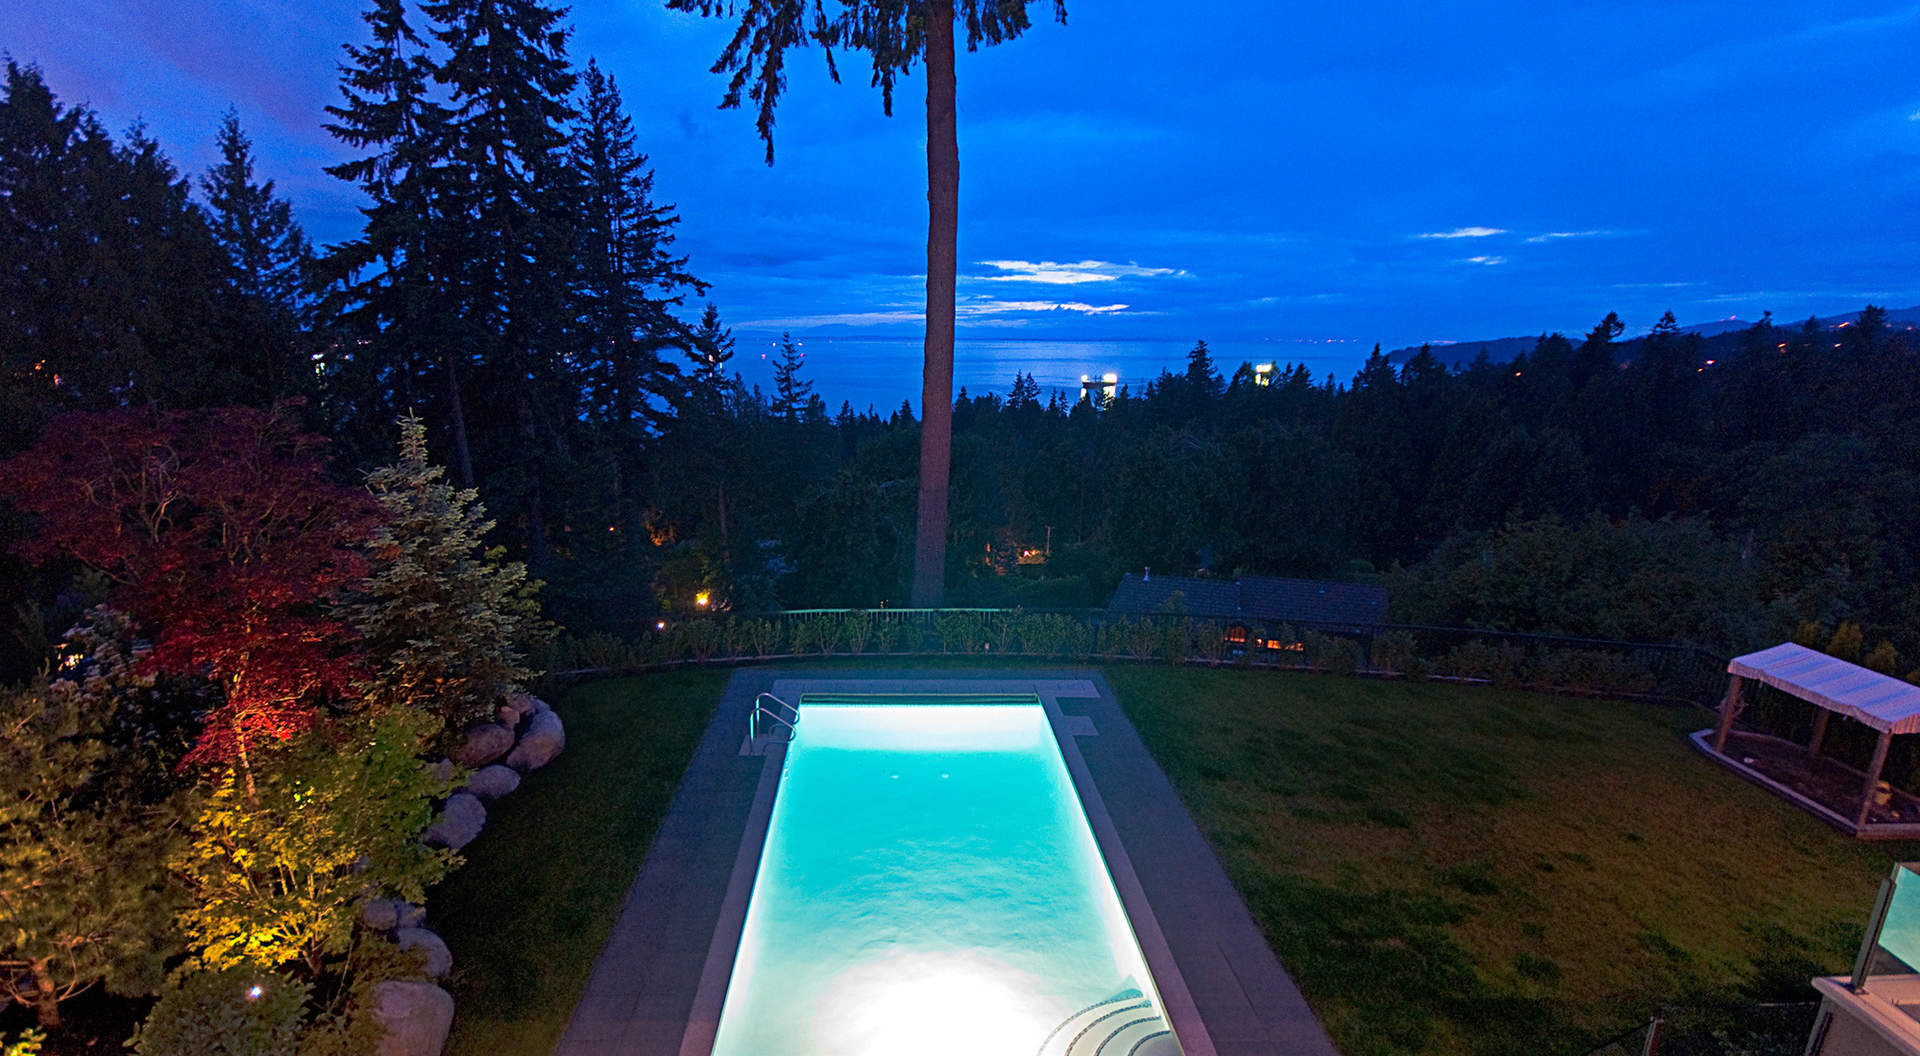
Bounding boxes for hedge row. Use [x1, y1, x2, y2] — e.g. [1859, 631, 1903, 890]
[538, 612, 1691, 702]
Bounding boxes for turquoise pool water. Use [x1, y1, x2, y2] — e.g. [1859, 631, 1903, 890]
[710, 697, 1183, 1056]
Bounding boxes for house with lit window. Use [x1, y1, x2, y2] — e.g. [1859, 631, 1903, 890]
[1104, 571, 1388, 650]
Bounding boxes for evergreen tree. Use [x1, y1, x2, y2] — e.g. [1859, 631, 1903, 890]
[0, 63, 230, 440]
[689, 301, 735, 391]
[321, 0, 469, 480]
[354, 415, 544, 737]
[422, 0, 582, 571]
[1184, 338, 1223, 400]
[201, 110, 313, 403]
[667, 0, 1069, 606]
[571, 59, 705, 558]
[770, 331, 812, 421]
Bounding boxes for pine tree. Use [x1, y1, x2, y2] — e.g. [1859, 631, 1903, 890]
[422, 0, 582, 571]
[571, 59, 706, 558]
[355, 414, 544, 736]
[666, 0, 1068, 606]
[770, 332, 812, 421]
[201, 110, 313, 403]
[321, 0, 470, 480]
[690, 301, 735, 391]
[0, 63, 230, 436]
[1184, 339, 1222, 400]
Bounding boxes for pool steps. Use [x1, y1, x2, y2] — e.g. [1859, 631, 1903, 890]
[1038, 989, 1181, 1056]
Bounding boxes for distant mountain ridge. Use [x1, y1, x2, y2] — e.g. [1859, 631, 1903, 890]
[1386, 305, 1920, 368]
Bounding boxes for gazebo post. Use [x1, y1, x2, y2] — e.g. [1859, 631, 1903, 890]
[1858, 727, 1894, 828]
[1809, 709, 1833, 760]
[1712, 674, 1745, 754]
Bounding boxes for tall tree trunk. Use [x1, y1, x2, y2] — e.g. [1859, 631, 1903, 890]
[910, 0, 958, 609]
[443, 349, 475, 489]
[518, 395, 549, 573]
[30, 958, 61, 1028]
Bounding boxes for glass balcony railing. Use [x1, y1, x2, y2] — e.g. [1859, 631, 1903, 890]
[1854, 862, 1920, 1022]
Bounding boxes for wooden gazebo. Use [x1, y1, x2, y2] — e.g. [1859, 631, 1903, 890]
[1705, 642, 1920, 833]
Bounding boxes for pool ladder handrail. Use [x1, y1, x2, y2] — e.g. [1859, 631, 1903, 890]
[751, 692, 799, 740]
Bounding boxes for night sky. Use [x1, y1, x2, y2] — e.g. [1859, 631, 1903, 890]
[6, 0, 1919, 385]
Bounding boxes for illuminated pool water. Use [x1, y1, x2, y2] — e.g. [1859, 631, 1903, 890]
[710, 697, 1184, 1056]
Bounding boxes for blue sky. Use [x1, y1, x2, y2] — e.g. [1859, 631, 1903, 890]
[6, 0, 1920, 380]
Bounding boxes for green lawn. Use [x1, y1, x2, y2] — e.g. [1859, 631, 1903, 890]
[430, 670, 730, 1056]
[429, 663, 1914, 1056]
[1105, 665, 1918, 1056]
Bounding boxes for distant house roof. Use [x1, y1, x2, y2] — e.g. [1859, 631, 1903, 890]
[1106, 573, 1388, 629]
[1730, 643, 1920, 735]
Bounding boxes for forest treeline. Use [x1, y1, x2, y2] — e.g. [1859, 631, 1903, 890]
[4, 1, 1918, 677]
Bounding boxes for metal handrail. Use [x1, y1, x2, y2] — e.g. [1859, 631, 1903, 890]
[756, 692, 799, 719]
[750, 692, 799, 740]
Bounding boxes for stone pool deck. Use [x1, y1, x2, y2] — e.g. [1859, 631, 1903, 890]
[551, 668, 1339, 1056]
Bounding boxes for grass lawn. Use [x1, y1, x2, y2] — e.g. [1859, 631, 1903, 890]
[1104, 665, 1920, 1056]
[429, 669, 730, 1056]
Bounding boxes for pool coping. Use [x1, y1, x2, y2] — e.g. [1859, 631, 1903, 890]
[550, 667, 1338, 1056]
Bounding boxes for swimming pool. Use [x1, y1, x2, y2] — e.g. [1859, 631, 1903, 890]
[709, 695, 1185, 1056]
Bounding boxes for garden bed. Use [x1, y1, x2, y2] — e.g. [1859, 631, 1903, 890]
[1692, 729, 1920, 839]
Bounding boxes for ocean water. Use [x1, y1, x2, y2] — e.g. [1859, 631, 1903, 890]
[709, 700, 1181, 1056]
[729, 332, 1364, 413]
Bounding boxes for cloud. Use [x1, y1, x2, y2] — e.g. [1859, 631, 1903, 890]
[1463, 255, 1507, 266]
[960, 298, 1132, 316]
[974, 259, 1183, 284]
[738, 297, 1132, 328]
[1524, 229, 1628, 243]
[1416, 226, 1506, 239]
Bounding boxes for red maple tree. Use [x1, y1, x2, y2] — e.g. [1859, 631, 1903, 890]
[0, 407, 380, 777]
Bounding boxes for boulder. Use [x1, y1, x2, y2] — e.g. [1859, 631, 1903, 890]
[462, 764, 520, 801]
[528, 695, 551, 716]
[358, 897, 399, 932]
[395, 901, 426, 930]
[429, 758, 456, 784]
[450, 723, 514, 768]
[420, 792, 486, 850]
[505, 710, 564, 772]
[368, 981, 454, 1056]
[499, 692, 536, 725]
[395, 927, 453, 979]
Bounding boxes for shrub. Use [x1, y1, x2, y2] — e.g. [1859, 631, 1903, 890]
[838, 611, 876, 654]
[2, 1030, 44, 1056]
[132, 964, 309, 1056]
[1864, 640, 1900, 675]
[666, 620, 722, 662]
[1826, 622, 1865, 662]
[722, 618, 753, 659]
[175, 716, 453, 976]
[1303, 631, 1361, 675]
[1370, 631, 1421, 676]
[880, 615, 922, 653]
[990, 610, 1020, 653]
[748, 618, 783, 658]
[936, 612, 986, 653]
[1439, 639, 1523, 685]
[1193, 621, 1228, 662]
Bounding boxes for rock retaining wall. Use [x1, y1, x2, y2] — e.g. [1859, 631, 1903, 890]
[356, 692, 565, 1056]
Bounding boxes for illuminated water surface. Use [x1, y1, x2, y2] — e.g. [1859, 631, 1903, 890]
[710, 700, 1180, 1056]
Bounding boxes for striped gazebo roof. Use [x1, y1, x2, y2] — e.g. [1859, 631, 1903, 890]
[1729, 642, 1920, 734]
